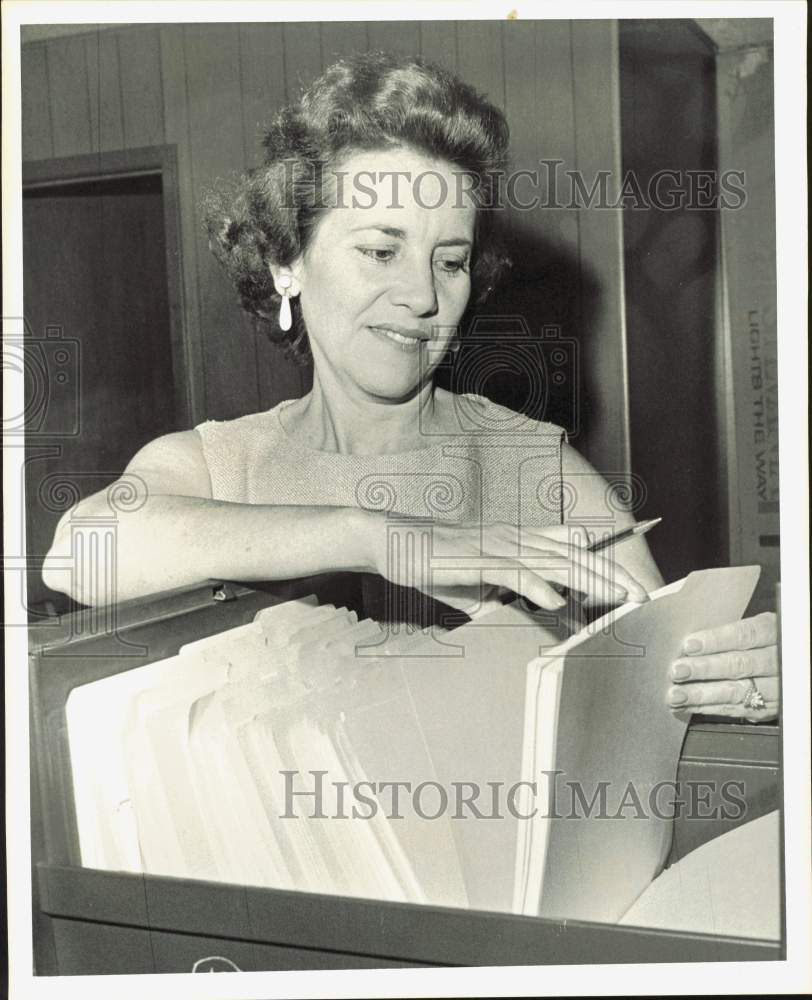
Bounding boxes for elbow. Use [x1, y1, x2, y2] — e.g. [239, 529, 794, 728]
[41, 555, 66, 598]
[41, 503, 107, 606]
[41, 519, 83, 602]
[41, 490, 133, 605]
[41, 499, 167, 607]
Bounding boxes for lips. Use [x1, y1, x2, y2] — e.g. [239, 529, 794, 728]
[367, 325, 430, 350]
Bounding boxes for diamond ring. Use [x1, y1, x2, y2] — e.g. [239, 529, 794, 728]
[743, 677, 767, 711]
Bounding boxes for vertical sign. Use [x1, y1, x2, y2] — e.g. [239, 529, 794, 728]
[717, 42, 779, 613]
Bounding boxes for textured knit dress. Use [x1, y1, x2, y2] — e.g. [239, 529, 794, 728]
[196, 393, 566, 627]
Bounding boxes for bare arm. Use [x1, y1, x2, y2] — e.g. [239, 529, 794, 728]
[42, 430, 376, 606]
[42, 432, 661, 612]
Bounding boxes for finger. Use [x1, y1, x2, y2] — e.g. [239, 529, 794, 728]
[667, 675, 779, 709]
[505, 555, 632, 606]
[670, 643, 778, 682]
[682, 611, 777, 655]
[483, 560, 567, 611]
[565, 548, 650, 603]
[513, 539, 648, 603]
[685, 701, 780, 723]
[427, 582, 500, 614]
[525, 523, 597, 548]
[432, 533, 641, 607]
[430, 557, 571, 611]
[489, 523, 647, 599]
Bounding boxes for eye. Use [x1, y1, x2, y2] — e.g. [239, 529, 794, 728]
[357, 246, 397, 263]
[434, 256, 470, 276]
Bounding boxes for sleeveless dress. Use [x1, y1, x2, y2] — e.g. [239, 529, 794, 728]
[196, 393, 566, 626]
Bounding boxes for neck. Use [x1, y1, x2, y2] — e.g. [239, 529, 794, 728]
[285, 370, 446, 455]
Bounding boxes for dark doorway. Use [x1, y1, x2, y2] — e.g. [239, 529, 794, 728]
[619, 21, 725, 583]
[23, 154, 187, 615]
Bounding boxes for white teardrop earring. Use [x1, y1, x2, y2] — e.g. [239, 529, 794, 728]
[278, 274, 292, 332]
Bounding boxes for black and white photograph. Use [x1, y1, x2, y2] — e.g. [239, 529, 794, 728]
[3, 1, 810, 997]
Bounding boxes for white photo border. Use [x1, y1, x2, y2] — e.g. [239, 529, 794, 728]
[3, 1, 809, 997]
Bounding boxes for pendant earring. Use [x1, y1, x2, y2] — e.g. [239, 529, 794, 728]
[278, 275, 292, 332]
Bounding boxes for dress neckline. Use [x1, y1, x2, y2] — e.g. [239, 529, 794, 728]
[272, 396, 472, 458]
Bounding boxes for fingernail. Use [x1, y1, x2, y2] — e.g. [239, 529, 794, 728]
[553, 596, 567, 609]
[683, 637, 703, 654]
[626, 588, 649, 604]
[671, 662, 691, 681]
[613, 586, 629, 600]
[668, 688, 688, 706]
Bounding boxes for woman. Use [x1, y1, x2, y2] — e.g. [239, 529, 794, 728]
[44, 52, 778, 721]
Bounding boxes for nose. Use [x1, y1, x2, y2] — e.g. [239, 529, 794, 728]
[389, 261, 438, 317]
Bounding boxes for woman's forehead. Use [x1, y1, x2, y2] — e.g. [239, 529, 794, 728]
[319, 147, 478, 238]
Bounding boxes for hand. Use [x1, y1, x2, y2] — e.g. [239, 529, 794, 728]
[364, 516, 650, 614]
[668, 612, 779, 722]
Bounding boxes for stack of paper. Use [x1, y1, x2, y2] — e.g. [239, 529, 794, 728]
[66, 566, 760, 920]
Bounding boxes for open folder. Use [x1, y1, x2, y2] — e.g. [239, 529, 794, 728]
[66, 565, 760, 920]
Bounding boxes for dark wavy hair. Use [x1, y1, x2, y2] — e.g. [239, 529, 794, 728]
[203, 51, 512, 364]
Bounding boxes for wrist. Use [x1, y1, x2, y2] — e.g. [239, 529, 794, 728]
[341, 507, 384, 574]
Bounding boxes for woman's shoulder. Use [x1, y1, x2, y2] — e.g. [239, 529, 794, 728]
[195, 402, 286, 437]
[193, 403, 297, 502]
[559, 440, 651, 538]
[194, 402, 292, 457]
[122, 429, 212, 497]
[437, 389, 566, 440]
[126, 428, 206, 469]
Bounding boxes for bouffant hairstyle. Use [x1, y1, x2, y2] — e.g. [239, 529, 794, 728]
[204, 51, 511, 364]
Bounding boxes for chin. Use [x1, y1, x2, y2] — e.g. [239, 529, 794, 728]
[352, 355, 428, 402]
[351, 367, 423, 403]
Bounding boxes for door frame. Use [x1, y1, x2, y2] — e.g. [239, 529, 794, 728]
[22, 144, 196, 431]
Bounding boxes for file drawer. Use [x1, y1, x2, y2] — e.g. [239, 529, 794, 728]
[36, 862, 782, 973]
[29, 580, 784, 974]
[48, 920, 417, 975]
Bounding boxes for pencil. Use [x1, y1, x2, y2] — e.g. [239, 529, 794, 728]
[549, 517, 662, 629]
[587, 517, 662, 553]
[466, 518, 662, 621]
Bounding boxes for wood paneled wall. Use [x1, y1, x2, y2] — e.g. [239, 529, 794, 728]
[21, 20, 629, 473]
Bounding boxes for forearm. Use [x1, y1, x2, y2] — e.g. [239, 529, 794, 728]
[43, 494, 378, 605]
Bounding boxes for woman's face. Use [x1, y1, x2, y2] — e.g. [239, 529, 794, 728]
[289, 147, 477, 402]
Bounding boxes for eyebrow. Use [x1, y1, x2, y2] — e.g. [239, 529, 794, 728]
[351, 224, 472, 248]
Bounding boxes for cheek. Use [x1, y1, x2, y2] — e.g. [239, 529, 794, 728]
[300, 260, 380, 338]
[311, 251, 385, 313]
[438, 276, 472, 319]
